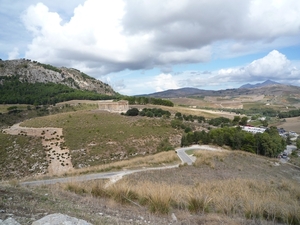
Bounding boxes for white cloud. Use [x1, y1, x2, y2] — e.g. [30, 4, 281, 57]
[19, 0, 300, 77]
[150, 73, 179, 92]
[3, 0, 296, 94]
[174, 50, 300, 89]
[8, 47, 19, 60]
[217, 50, 293, 82]
[114, 50, 300, 94]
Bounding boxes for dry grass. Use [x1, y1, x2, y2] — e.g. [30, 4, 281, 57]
[63, 177, 300, 224]
[70, 151, 180, 175]
[193, 150, 229, 168]
[60, 150, 300, 224]
[275, 116, 300, 134]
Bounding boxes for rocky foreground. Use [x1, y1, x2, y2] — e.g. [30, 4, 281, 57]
[0, 213, 91, 225]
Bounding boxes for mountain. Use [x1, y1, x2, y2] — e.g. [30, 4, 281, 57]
[0, 59, 115, 95]
[140, 80, 300, 98]
[137, 87, 212, 98]
[239, 80, 280, 89]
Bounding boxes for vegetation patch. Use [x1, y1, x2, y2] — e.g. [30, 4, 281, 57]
[21, 111, 181, 168]
[0, 132, 47, 179]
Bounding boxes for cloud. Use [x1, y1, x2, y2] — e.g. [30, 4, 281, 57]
[174, 50, 300, 89]
[150, 73, 179, 92]
[8, 47, 20, 60]
[20, 0, 300, 77]
[217, 50, 293, 82]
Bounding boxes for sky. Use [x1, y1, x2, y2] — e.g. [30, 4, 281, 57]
[1, 0, 300, 96]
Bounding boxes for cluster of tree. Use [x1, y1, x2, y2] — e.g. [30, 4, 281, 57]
[174, 112, 205, 123]
[208, 117, 232, 126]
[124, 107, 171, 118]
[0, 76, 115, 105]
[181, 126, 286, 158]
[0, 105, 50, 127]
[206, 107, 278, 118]
[208, 116, 248, 127]
[123, 96, 174, 107]
[278, 109, 300, 119]
[139, 108, 171, 118]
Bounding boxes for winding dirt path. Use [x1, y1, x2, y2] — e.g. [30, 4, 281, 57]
[3, 123, 73, 176]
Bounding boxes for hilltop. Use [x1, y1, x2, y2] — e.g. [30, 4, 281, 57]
[239, 79, 280, 89]
[0, 58, 116, 95]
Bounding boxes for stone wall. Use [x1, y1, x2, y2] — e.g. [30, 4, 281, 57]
[98, 100, 129, 113]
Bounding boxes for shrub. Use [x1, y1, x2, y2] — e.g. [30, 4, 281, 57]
[125, 108, 139, 116]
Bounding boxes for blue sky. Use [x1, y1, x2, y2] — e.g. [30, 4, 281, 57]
[1, 0, 300, 95]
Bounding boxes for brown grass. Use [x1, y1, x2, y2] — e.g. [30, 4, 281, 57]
[63, 176, 300, 223]
[274, 116, 300, 134]
[60, 150, 300, 224]
[71, 151, 180, 175]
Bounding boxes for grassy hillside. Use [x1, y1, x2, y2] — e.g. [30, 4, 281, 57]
[21, 110, 182, 168]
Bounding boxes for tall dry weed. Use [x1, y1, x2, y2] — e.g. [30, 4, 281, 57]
[63, 174, 300, 222]
[193, 150, 228, 168]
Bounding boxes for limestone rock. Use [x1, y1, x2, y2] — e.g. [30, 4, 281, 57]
[32, 213, 92, 225]
[0, 217, 21, 225]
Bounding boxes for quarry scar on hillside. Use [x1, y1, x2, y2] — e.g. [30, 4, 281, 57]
[3, 123, 73, 176]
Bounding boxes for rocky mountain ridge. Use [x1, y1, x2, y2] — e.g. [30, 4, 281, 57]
[0, 59, 115, 95]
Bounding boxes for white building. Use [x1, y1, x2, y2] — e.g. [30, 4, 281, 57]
[241, 126, 266, 134]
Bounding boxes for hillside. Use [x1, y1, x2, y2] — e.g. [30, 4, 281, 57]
[141, 81, 300, 99]
[239, 79, 280, 89]
[1, 149, 300, 224]
[0, 59, 115, 95]
[1, 100, 300, 224]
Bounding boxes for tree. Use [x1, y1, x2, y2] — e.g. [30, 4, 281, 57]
[232, 116, 241, 125]
[261, 119, 268, 127]
[239, 116, 248, 126]
[125, 108, 139, 116]
[171, 119, 183, 129]
[286, 134, 292, 145]
[296, 137, 300, 149]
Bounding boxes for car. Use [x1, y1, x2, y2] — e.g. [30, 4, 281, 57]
[282, 152, 288, 159]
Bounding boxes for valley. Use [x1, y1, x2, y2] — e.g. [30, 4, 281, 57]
[1, 100, 300, 224]
[1, 60, 300, 224]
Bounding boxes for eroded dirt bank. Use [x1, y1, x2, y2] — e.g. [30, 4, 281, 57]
[3, 123, 73, 176]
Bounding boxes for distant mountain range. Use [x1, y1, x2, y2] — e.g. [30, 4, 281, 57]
[140, 80, 300, 98]
[239, 80, 280, 89]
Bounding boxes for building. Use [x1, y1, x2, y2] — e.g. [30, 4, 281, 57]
[241, 126, 266, 134]
[98, 100, 129, 113]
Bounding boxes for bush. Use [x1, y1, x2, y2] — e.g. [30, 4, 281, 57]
[125, 108, 139, 116]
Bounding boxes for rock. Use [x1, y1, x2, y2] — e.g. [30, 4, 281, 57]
[0, 217, 21, 225]
[32, 213, 92, 225]
[171, 213, 177, 222]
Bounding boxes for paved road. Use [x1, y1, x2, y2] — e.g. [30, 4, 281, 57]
[176, 145, 223, 165]
[284, 145, 297, 155]
[280, 144, 297, 163]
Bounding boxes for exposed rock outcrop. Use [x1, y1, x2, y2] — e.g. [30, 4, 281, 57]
[0, 59, 115, 95]
[32, 213, 92, 225]
[0, 217, 21, 225]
